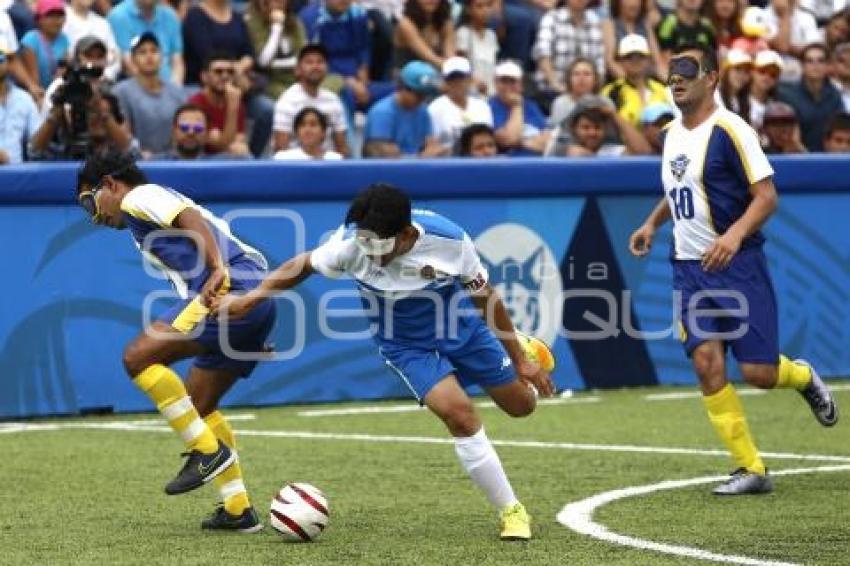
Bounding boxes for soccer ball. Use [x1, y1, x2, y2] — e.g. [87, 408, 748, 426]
[516, 331, 556, 372]
[270, 483, 330, 542]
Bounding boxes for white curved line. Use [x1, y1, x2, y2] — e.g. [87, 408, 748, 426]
[557, 464, 850, 566]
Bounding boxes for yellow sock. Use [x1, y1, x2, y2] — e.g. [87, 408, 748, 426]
[133, 364, 219, 454]
[775, 355, 813, 391]
[703, 383, 766, 475]
[204, 411, 250, 516]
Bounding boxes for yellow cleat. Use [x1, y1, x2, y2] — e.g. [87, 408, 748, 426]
[499, 502, 531, 541]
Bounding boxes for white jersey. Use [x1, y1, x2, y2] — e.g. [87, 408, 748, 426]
[310, 210, 488, 345]
[661, 107, 773, 261]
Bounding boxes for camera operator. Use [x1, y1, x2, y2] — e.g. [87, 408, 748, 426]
[30, 35, 135, 160]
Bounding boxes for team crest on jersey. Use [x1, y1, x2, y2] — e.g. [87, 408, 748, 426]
[670, 154, 690, 181]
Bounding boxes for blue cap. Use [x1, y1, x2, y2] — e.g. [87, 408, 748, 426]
[640, 103, 676, 125]
[399, 61, 441, 95]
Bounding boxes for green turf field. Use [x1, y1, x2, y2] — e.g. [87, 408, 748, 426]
[2, 384, 849, 566]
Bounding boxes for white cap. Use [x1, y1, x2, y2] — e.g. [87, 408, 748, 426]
[441, 56, 472, 78]
[618, 34, 650, 57]
[725, 48, 753, 68]
[494, 60, 523, 79]
[753, 49, 784, 70]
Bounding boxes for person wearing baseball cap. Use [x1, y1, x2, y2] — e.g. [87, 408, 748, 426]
[428, 56, 493, 151]
[19, 0, 69, 89]
[749, 49, 783, 128]
[760, 101, 806, 154]
[639, 102, 676, 154]
[600, 34, 669, 126]
[487, 59, 549, 155]
[64, 0, 121, 81]
[363, 60, 446, 158]
[718, 48, 751, 119]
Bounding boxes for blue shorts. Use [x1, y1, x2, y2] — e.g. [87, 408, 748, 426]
[674, 247, 778, 364]
[159, 259, 276, 377]
[378, 320, 517, 403]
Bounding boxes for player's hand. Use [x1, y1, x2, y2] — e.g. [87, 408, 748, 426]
[702, 231, 742, 272]
[201, 267, 229, 307]
[210, 293, 254, 320]
[629, 223, 655, 256]
[516, 359, 555, 398]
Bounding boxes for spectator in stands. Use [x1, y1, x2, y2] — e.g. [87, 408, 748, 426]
[488, 59, 549, 155]
[188, 50, 250, 157]
[764, 0, 820, 82]
[108, 0, 184, 84]
[760, 101, 806, 153]
[114, 32, 186, 158]
[655, 0, 715, 78]
[456, 0, 499, 96]
[546, 96, 651, 156]
[823, 111, 850, 152]
[719, 48, 751, 121]
[639, 102, 675, 154]
[702, 0, 744, 55]
[428, 56, 493, 151]
[273, 44, 348, 155]
[363, 60, 446, 157]
[0, 39, 40, 164]
[245, 0, 306, 100]
[355, 0, 399, 81]
[63, 0, 120, 82]
[602, 0, 662, 80]
[549, 56, 600, 127]
[30, 89, 137, 160]
[274, 106, 343, 159]
[154, 103, 216, 160]
[0, 9, 41, 107]
[20, 0, 69, 91]
[183, 0, 275, 157]
[749, 49, 782, 129]
[778, 43, 844, 152]
[821, 9, 850, 52]
[458, 122, 498, 156]
[533, 0, 604, 96]
[42, 35, 108, 118]
[832, 42, 850, 111]
[601, 34, 669, 127]
[394, 0, 455, 70]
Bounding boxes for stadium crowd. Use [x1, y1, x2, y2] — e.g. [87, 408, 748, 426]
[0, 0, 849, 162]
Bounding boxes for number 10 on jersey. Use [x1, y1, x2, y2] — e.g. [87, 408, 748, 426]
[668, 187, 695, 220]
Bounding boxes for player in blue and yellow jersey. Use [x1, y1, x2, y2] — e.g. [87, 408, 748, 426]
[212, 184, 555, 540]
[76, 150, 276, 532]
[630, 44, 839, 495]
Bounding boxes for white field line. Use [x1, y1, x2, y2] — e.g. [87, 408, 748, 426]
[557, 464, 850, 566]
[646, 383, 850, 402]
[121, 414, 257, 425]
[2, 422, 849, 464]
[296, 396, 600, 417]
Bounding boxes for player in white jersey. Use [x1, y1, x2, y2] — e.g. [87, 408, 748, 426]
[629, 44, 838, 495]
[212, 183, 555, 540]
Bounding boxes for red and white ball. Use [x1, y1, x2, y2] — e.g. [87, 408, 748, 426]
[270, 483, 330, 542]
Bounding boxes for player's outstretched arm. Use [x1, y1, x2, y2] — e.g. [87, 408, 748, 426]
[211, 252, 316, 320]
[629, 197, 671, 257]
[470, 284, 555, 397]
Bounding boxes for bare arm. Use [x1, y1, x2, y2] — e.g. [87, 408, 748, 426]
[173, 208, 228, 306]
[208, 84, 242, 151]
[396, 17, 444, 68]
[333, 130, 350, 157]
[170, 53, 185, 86]
[494, 99, 524, 147]
[614, 113, 652, 155]
[274, 130, 291, 151]
[363, 139, 403, 158]
[601, 19, 624, 80]
[629, 197, 671, 256]
[30, 105, 63, 153]
[20, 48, 40, 90]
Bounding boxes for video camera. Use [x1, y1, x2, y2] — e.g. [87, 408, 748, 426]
[51, 62, 106, 159]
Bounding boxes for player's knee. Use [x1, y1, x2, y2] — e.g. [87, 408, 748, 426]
[692, 348, 723, 382]
[122, 342, 149, 378]
[441, 401, 479, 436]
[503, 392, 536, 418]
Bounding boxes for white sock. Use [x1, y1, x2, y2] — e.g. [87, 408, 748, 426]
[453, 427, 518, 511]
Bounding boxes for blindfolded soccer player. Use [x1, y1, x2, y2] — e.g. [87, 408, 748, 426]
[630, 44, 839, 495]
[76, 150, 276, 532]
[212, 183, 555, 540]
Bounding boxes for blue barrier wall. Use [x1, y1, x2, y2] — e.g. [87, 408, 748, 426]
[2, 158, 849, 418]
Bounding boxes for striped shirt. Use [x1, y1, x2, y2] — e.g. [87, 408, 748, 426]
[533, 8, 604, 90]
[273, 83, 347, 147]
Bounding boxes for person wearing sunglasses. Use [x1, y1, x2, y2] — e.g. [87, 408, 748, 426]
[629, 43, 838, 496]
[153, 103, 221, 160]
[211, 183, 554, 541]
[75, 149, 276, 533]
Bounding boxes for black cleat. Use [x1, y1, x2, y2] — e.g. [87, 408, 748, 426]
[795, 359, 839, 427]
[164, 440, 235, 495]
[202, 504, 263, 533]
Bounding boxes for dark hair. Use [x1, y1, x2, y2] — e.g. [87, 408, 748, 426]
[297, 43, 328, 63]
[404, 0, 451, 30]
[293, 106, 329, 133]
[701, 0, 743, 39]
[826, 112, 850, 138]
[458, 123, 495, 156]
[172, 103, 207, 126]
[345, 183, 412, 238]
[570, 107, 607, 129]
[610, 0, 647, 22]
[566, 56, 601, 94]
[801, 42, 829, 62]
[720, 66, 750, 123]
[673, 42, 719, 73]
[203, 49, 235, 70]
[76, 149, 147, 195]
